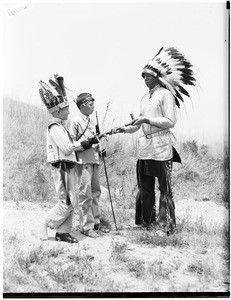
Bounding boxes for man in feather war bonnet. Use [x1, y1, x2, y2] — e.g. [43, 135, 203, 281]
[114, 47, 196, 235]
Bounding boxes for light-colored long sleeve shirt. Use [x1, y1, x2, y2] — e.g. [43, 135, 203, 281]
[49, 117, 83, 156]
[69, 112, 100, 164]
[124, 86, 177, 161]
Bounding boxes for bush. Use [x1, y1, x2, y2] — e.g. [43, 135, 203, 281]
[3, 98, 228, 215]
[3, 98, 55, 203]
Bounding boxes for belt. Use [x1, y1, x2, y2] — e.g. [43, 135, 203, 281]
[144, 129, 170, 139]
[51, 161, 75, 169]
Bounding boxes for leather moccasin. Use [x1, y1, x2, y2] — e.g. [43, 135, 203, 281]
[94, 224, 110, 233]
[81, 229, 99, 238]
[55, 232, 78, 243]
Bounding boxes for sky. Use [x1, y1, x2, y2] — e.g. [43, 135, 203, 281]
[2, 0, 229, 149]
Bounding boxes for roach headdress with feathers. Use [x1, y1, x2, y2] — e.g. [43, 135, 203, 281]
[38, 74, 69, 113]
[142, 47, 196, 107]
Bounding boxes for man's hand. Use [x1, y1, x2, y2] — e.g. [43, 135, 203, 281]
[132, 117, 148, 126]
[109, 127, 126, 134]
[81, 136, 99, 150]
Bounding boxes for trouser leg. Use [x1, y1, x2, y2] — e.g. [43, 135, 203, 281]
[52, 164, 78, 208]
[66, 167, 79, 209]
[91, 164, 101, 226]
[135, 191, 142, 225]
[139, 172, 155, 226]
[43, 201, 74, 233]
[158, 159, 176, 228]
[77, 164, 95, 232]
[135, 162, 142, 225]
[42, 165, 77, 233]
[150, 204, 156, 223]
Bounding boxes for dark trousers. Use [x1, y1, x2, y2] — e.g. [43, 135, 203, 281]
[135, 159, 176, 228]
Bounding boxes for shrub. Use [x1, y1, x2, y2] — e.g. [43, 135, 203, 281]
[3, 98, 228, 222]
[3, 98, 55, 203]
[126, 259, 145, 278]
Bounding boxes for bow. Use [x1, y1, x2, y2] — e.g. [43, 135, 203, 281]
[95, 111, 118, 231]
[97, 114, 135, 139]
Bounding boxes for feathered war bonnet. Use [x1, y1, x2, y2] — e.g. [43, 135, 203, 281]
[38, 74, 69, 113]
[142, 47, 196, 108]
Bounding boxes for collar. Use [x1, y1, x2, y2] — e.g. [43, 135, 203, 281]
[51, 117, 68, 127]
[79, 111, 90, 122]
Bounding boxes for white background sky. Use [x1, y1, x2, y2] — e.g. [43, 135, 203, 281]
[2, 0, 229, 149]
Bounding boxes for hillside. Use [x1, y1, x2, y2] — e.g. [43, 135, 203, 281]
[3, 98, 230, 295]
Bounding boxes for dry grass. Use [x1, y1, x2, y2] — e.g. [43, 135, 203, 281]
[3, 97, 229, 207]
[3, 230, 120, 293]
[4, 99, 56, 203]
[3, 97, 230, 294]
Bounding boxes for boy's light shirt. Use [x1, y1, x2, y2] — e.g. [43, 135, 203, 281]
[49, 117, 83, 156]
[69, 112, 100, 164]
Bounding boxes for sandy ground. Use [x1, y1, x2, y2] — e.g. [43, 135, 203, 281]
[3, 197, 229, 293]
[4, 196, 228, 240]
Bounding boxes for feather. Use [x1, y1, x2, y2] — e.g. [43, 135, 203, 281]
[39, 88, 48, 106]
[39, 76, 69, 112]
[154, 47, 164, 57]
[54, 74, 66, 97]
[174, 97, 180, 108]
[178, 85, 190, 97]
[49, 79, 62, 96]
[175, 88, 184, 103]
[159, 77, 176, 96]
[143, 46, 196, 107]
[39, 80, 57, 109]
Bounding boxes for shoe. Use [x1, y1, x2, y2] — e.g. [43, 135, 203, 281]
[39, 218, 48, 241]
[81, 229, 99, 238]
[155, 229, 166, 237]
[130, 222, 150, 230]
[153, 223, 167, 236]
[94, 223, 110, 233]
[141, 221, 149, 227]
[141, 221, 150, 230]
[130, 224, 143, 230]
[55, 232, 78, 243]
[166, 223, 176, 235]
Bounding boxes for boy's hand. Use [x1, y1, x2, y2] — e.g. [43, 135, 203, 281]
[81, 136, 99, 150]
[89, 136, 99, 145]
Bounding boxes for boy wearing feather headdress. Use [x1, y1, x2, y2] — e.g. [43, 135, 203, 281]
[115, 47, 196, 234]
[38, 75, 99, 243]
